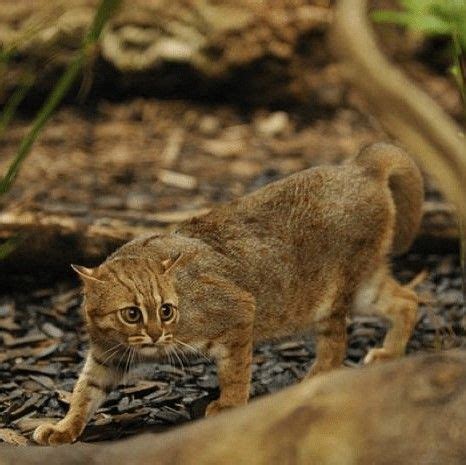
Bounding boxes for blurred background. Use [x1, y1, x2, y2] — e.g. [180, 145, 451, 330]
[0, 0, 464, 446]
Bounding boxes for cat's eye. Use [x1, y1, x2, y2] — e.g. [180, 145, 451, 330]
[160, 303, 175, 322]
[120, 307, 142, 324]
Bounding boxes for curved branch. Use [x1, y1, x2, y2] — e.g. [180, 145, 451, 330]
[331, 0, 466, 223]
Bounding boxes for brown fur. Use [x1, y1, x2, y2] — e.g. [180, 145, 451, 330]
[33, 142, 424, 445]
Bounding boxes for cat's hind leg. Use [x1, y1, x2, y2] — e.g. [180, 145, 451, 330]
[352, 269, 418, 364]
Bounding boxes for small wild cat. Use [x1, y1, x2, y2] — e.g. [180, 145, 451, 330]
[34, 143, 423, 445]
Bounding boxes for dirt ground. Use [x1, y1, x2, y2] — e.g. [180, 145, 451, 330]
[0, 25, 465, 445]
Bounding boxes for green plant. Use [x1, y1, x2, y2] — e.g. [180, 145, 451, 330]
[373, 0, 466, 105]
[0, 0, 122, 259]
[373, 0, 466, 298]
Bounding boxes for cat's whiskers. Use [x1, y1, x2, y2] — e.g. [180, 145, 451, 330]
[176, 345, 190, 366]
[171, 345, 185, 371]
[125, 347, 136, 380]
[124, 347, 132, 376]
[99, 341, 123, 358]
[118, 346, 131, 373]
[163, 346, 174, 367]
[174, 338, 211, 363]
[99, 342, 124, 366]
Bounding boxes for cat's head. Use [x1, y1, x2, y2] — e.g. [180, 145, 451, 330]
[73, 253, 193, 362]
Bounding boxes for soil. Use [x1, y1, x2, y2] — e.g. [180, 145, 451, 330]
[0, 21, 465, 446]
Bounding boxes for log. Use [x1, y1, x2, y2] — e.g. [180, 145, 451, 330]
[1, 350, 465, 464]
[0, 201, 458, 274]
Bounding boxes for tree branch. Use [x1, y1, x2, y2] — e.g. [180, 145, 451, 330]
[332, 0, 466, 224]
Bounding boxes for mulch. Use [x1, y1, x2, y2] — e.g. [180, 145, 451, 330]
[0, 250, 464, 444]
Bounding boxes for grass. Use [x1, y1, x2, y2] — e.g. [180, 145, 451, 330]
[373, 0, 465, 108]
[0, 0, 122, 258]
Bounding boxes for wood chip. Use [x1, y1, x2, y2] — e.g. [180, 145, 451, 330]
[0, 317, 20, 331]
[0, 339, 59, 364]
[0, 303, 14, 318]
[202, 139, 245, 158]
[280, 349, 309, 358]
[157, 169, 198, 190]
[29, 375, 55, 390]
[121, 381, 168, 396]
[8, 394, 45, 421]
[160, 128, 184, 167]
[12, 364, 59, 376]
[41, 323, 64, 339]
[33, 342, 60, 359]
[1, 332, 47, 347]
[112, 408, 151, 423]
[277, 341, 305, 351]
[15, 417, 59, 433]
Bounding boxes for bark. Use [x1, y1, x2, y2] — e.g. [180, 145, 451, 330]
[1, 350, 465, 465]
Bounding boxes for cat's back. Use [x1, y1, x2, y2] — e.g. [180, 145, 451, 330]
[180, 162, 389, 244]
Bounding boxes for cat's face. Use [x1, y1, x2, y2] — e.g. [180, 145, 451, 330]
[73, 254, 192, 362]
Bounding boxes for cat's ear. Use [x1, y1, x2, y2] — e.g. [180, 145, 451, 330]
[71, 264, 104, 283]
[161, 252, 193, 275]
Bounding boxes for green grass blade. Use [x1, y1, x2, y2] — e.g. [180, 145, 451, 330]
[0, 235, 23, 260]
[84, 0, 121, 45]
[0, 75, 35, 140]
[0, 56, 84, 195]
[0, 0, 122, 197]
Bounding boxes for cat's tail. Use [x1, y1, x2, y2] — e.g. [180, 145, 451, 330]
[354, 142, 424, 255]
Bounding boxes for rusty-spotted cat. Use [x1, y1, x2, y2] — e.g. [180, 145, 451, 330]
[34, 143, 423, 445]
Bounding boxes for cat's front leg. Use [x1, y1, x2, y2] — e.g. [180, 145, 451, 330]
[205, 327, 253, 416]
[33, 351, 121, 445]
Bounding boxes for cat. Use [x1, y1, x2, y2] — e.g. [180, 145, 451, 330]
[34, 142, 423, 445]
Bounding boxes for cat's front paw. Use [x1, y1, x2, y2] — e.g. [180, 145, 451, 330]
[205, 400, 238, 416]
[33, 423, 77, 446]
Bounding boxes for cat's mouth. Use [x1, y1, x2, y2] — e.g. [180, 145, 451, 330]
[137, 344, 161, 358]
[134, 341, 174, 360]
[127, 333, 184, 361]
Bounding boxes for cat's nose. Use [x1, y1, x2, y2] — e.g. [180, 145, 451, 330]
[147, 324, 163, 342]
